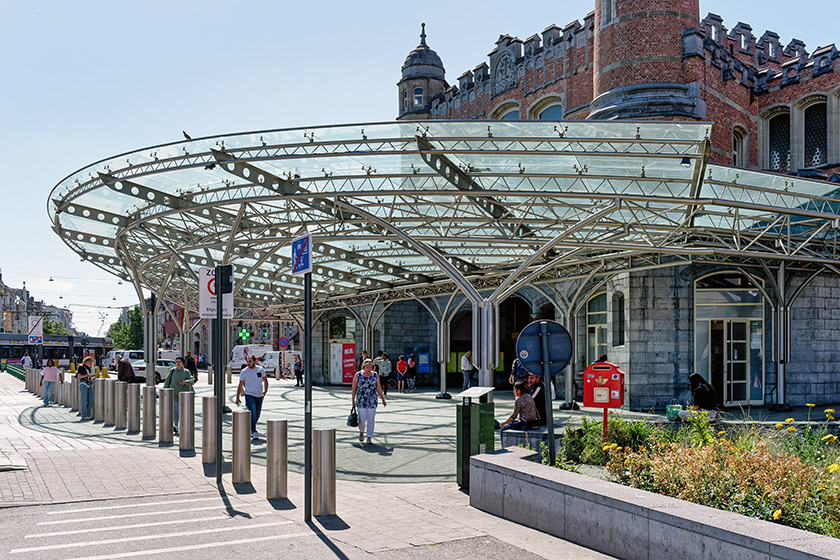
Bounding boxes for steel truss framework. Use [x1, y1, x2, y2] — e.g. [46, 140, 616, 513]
[49, 121, 840, 384]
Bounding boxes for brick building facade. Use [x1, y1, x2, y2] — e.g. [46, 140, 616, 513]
[392, 0, 840, 410]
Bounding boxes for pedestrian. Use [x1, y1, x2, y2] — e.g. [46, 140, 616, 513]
[499, 381, 540, 431]
[351, 357, 386, 445]
[406, 354, 417, 392]
[678, 373, 718, 421]
[461, 351, 473, 392]
[357, 350, 369, 370]
[163, 356, 194, 435]
[40, 359, 59, 406]
[235, 354, 269, 441]
[526, 372, 548, 426]
[77, 356, 95, 420]
[508, 357, 528, 386]
[396, 355, 407, 393]
[373, 351, 392, 395]
[117, 355, 136, 383]
[184, 351, 198, 382]
[293, 354, 303, 387]
[21, 353, 32, 368]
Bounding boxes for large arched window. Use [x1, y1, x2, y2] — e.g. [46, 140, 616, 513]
[804, 103, 827, 167]
[501, 109, 520, 120]
[586, 293, 608, 363]
[538, 104, 563, 120]
[768, 113, 791, 172]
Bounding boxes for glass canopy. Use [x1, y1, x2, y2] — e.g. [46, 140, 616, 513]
[49, 120, 840, 314]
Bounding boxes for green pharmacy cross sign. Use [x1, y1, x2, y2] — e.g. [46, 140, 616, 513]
[237, 328, 251, 342]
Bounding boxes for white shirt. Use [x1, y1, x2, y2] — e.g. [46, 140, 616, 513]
[239, 366, 266, 397]
[461, 354, 472, 372]
[21, 356, 32, 367]
[373, 357, 391, 376]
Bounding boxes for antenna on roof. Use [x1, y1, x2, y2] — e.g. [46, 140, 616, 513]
[420, 23, 427, 47]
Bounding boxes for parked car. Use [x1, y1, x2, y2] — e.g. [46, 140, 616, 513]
[130, 359, 176, 384]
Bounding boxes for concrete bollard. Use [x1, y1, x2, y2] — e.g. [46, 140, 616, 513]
[115, 381, 127, 429]
[179, 392, 195, 451]
[202, 396, 217, 464]
[232, 410, 251, 483]
[207, 365, 213, 385]
[94, 379, 105, 422]
[142, 386, 156, 439]
[71, 377, 79, 412]
[313, 428, 336, 516]
[128, 384, 141, 432]
[266, 419, 288, 499]
[105, 379, 116, 426]
[275, 364, 281, 380]
[159, 388, 174, 444]
[227, 364, 232, 384]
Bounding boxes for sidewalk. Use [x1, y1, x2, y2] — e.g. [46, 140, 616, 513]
[0, 371, 610, 559]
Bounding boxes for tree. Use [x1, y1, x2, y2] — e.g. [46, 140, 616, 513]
[42, 317, 69, 335]
[106, 306, 144, 349]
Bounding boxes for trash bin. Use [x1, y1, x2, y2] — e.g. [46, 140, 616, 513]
[456, 386, 495, 489]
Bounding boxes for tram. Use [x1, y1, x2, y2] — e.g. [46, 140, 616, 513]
[0, 333, 113, 368]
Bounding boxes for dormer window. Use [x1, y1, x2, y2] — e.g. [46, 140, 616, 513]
[768, 43, 775, 58]
[414, 87, 423, 106]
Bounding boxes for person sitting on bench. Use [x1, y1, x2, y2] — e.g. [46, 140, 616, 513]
[499, 381, 541, 431]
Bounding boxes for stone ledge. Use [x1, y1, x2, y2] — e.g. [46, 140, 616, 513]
[470, 447, 840, 560]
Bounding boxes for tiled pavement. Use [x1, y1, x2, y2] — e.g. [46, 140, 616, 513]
[0, 371, 610, 559]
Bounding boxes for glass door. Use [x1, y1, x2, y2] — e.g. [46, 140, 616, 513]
[725, 321, 749, 405]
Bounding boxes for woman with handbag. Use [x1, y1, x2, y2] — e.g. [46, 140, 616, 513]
[351, 358, 386, 445]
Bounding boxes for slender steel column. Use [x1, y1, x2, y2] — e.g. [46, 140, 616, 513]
[266, 419, 288, 499]
[105, 379, 116, 426]
[159, 388, 174, 444]
[312, 428, 336, 517]
[179, 392, 195, 451]
[142, 386, 156, 439]
[207, 365, 213, 385]
[232, 410, 251, 483]
[115, 381, 127, 429]
[202, 396, 217, 464]
[127, 384, 141, 433]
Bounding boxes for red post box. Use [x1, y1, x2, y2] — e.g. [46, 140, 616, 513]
[582, 362, 625, 440]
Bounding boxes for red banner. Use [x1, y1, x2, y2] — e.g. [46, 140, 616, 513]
[342, 343, 356, 383]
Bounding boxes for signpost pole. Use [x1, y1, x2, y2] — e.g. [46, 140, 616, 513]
[539, 321, 557, 466]
[214, 266, 224, 484]
[304, 271, 312, 522]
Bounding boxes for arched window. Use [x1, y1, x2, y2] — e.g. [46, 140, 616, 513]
[501, 109, 520, 120]
[538, 104, 563, 120]
[586, 293, 608, 363]
[612, 293, 625, 346]
[804, 103, 827, 167]
[768, 114, 791, 172]
[413, 87, 424, 106]
[733, 126, 748, 167]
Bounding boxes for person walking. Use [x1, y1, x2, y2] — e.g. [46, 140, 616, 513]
[373, 351, 392, 395]
[40, 359, 59, 406]
[235, 354, 269, 441]
[406, 354, 418, 392]
[77, 356, 95, 420]
[184, 351, 198, 382]
[21, 353, 32, 369]
[117, 355, 136, 383]
[163, 356, 194, 435]
[396, 355, 408, 393]
[293, 354, 303, 387]
[461, 351, 473, 392]
[351, 358, 386, 445]
[357, 350, 369, 370]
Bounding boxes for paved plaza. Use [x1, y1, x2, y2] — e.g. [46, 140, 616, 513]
[0, 371, 611, 559]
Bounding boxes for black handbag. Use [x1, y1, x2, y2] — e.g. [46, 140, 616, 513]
[346, 405, 359, 427]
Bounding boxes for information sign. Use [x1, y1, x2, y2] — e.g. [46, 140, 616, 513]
[291, 233, 313, 276]
[27, 316, 44, 345]
[198, 266, 233, 319]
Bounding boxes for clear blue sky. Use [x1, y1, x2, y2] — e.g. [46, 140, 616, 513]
[0, 0, 834, 335]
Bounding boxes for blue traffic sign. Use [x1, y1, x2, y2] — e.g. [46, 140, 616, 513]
[291, 233, 313, 275]
[515, 320, 573, 376]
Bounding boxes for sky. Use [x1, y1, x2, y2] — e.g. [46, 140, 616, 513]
[0, 0, 835, 336]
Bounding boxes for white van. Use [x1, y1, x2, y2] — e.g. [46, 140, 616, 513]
[229, 344, 273, 372]
[108, 350, 144, 370]
[260, 351, 282, 373]
[158, 350, 177, 362]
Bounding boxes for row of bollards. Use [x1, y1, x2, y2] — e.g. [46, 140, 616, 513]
[20, 368, 334, 515]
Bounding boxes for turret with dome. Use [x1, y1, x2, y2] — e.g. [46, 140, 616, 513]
[397, 24, 447, 120]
